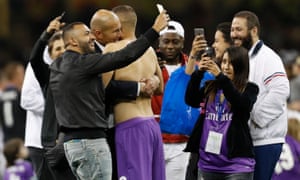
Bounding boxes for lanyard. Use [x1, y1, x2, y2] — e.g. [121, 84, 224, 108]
[215, 90, 227, 123]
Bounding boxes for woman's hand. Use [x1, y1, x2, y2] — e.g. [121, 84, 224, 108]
[189, 35, 207, 60]
[201, 58, 221, 76]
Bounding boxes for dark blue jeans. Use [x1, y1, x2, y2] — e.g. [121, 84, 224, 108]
[254, 143, 283, 180]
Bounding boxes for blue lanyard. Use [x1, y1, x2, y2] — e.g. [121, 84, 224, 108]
[215, 90, 227, 123]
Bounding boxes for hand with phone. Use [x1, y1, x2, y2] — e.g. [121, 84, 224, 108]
[189, 28, 208, 61]
[156, 4, 164, 13]
[46, 12, 66, 34]
[152, 4, 169, 33]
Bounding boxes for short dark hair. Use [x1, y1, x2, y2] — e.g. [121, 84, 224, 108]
[61, 22, 84, 46]
[234, 10, 261, 36]
[2, 60, 23, 81]
[112, 5, 137, 28]
[216, 22, 233, 45]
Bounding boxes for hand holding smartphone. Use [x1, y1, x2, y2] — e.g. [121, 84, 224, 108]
[193, 28, 206, 61]
[156, 4, 164, 13]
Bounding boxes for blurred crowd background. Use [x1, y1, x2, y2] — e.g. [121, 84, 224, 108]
[0, 0, 299, 66]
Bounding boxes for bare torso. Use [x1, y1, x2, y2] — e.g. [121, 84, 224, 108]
[103, 39, 161, 124]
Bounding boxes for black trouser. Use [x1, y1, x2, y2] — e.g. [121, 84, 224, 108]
[45, 132, 77, 180]
[28, 147, 55, 180]
[29, 146, 76, 180]
[185, 153, 199, 180]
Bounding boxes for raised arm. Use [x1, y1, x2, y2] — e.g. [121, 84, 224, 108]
[29, 15, 64, 88]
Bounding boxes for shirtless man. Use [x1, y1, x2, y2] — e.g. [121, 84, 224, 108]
[102, 5, 165, 180]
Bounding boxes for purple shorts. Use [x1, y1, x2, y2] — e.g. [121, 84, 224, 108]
[115, 117, 166, 180]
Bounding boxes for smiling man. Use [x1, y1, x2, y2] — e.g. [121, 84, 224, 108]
[151, 20, 194, 180]
[231, 10, 290, 180]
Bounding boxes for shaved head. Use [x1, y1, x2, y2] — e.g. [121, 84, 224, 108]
[62, 22, 84, 46]
[90, 9, 122, 45]
[90, 9, 119, 31]
[62, 22, 95, 54]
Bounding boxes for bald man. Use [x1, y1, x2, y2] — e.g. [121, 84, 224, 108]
[102, 5, 166, 180]
[90, 9, 122, 51]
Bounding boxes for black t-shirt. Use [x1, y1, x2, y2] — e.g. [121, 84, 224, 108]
[0, 86, 26, 142]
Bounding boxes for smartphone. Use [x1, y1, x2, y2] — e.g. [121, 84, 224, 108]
[203, 47, 215, 58]
[193, 28, 205, 61]
[194, 28, 204, 37]
[61, 11, 65, 17]
[60, 11, 65, 20]
[156, 4, 164, 13]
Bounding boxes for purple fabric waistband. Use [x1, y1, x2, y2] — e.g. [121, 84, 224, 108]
[115, 116, 155, 130]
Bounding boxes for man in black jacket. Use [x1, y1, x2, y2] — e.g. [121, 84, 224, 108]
[49, 11, 168, 180]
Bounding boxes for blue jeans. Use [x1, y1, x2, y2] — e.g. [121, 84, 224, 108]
[64, 138, 112, 180]
[254, 143, 283, 180]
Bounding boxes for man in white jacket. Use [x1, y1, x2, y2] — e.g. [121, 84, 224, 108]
[231, 10, 290, 180]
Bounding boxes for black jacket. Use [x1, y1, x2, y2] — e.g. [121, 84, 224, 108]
[29, 30, 58, 147]
[49, 28, 159, 139]
[184, 70, 259, 158]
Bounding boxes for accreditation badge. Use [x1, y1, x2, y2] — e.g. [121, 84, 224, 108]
[205, 131, 223, 154]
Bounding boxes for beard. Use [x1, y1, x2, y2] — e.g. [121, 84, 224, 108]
[241, 32, 253, 50]
[80, 42, 95, 54]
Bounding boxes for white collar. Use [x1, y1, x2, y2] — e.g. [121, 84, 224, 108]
[94, 40, 105, 51]
[43, 46, 53, 65]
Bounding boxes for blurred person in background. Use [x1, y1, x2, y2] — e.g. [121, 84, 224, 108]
[0, 60, 26, 142]
[0, 61, 7, 179]
[0, 128, 5, 179]
[272, 118, 300, 180]
[288, 56, 300, 112]
[231, 10, 290, 180]
[3, 138, 35, 180]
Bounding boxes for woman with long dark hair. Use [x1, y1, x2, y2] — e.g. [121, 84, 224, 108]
[185, 46, 259, 180]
